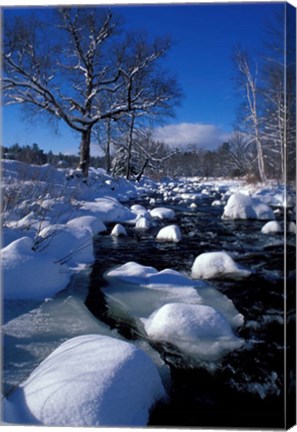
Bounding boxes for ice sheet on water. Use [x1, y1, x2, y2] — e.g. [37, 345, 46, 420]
[3, 273, 115, 394]
[103, 262, 244, 362]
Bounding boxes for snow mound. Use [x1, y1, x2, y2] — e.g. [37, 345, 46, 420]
[288, 222, 296, 234]
[261, 221, 282, 234]
[191, 251, 251, 280]
[156, 224, 182, 243]
[222, 193, 275, 220]
[135, 216, 151, 230]
[2, 237, 71, 300]
[5, 334, 165, 427]
[143, 303, 243, 361]
[111, 223, 127, 237]
[35, 223, 94, 265]
[150, 207, 175, 220]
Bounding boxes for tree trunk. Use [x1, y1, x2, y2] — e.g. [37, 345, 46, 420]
[79, 129, 91, 178]
[126, 115, 135, 180]
[105, 119, 111, 174]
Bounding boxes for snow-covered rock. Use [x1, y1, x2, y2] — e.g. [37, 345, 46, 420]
[156, 224, 182, 243]
[288, 221, 296, 234]
[261, 221, 282, 234]
[111, 223, 127, 237]
[142, 303, 243, 361]
[135, 216, 151, 230]
[2, 237, 71, 300]
[5, 334, 165, 426]
[150, 207, 175, 220]
[191, 251, 251, 280]
[222, 193, 275, 220]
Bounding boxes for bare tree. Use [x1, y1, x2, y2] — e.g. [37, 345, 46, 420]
[3, 7, 180, 178]
[234, 49, 267, 181]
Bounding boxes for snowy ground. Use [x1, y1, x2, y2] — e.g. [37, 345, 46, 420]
[1, 159, 295, 427]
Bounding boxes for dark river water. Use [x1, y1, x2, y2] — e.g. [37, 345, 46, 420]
[86, 189, 296, 429]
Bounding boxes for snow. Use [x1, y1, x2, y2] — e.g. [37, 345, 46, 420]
[142, 303, 243, 361]
[111, 223, 128, 237]
[2, 237, 71, 300]
[135, 215, 151, 230]
[5, 334, 165, 426]
[35, 223, 94, 265]
[261, 221, 282, 234]
[104, 262, 244, 351]
[2, 159, 295, 425]
[222, 192, 275, 220]
[79, 197, 134, 223]
[150, 207, 175, 220]
[191, 251, 251, 280]
[156, 224, 182, 243]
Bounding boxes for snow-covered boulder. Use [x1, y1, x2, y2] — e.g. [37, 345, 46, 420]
[261, 221, 282, 234]
[111, 223, 127, 237]
[156, 224, 182, 243]
[142, 303, 243, 361]
[5, 334, 165, 427]
[191, 251, 251, 280]
[288, 221, 296, 234]
[222, 193, 275, 220]
[2, 237, 71, 300]
[135, 216, 151, 230]
[150, 207, 175, 220]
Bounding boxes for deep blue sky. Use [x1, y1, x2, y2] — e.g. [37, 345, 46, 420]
[2, 2, 285, 154]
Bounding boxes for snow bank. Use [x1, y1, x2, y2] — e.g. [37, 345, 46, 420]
[2, 237, 71, 300]
[142, 303, 243, 361]
[5, 335, 165, 427]
[156, 224, 182, 243]
[222, 193, 275, 220]
[80, 197, 133, 223]
[191, 251, 251, 280]
[261, 221, 282, 234]
[66, 215, 107, 236]
[35, 223, 94, 265]
[150, 207, 175, 220]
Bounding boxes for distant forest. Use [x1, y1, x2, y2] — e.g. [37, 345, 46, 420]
[2, 140, 293, 182]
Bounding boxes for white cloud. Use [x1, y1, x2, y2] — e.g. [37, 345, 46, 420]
[153, 122, 230, 150]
